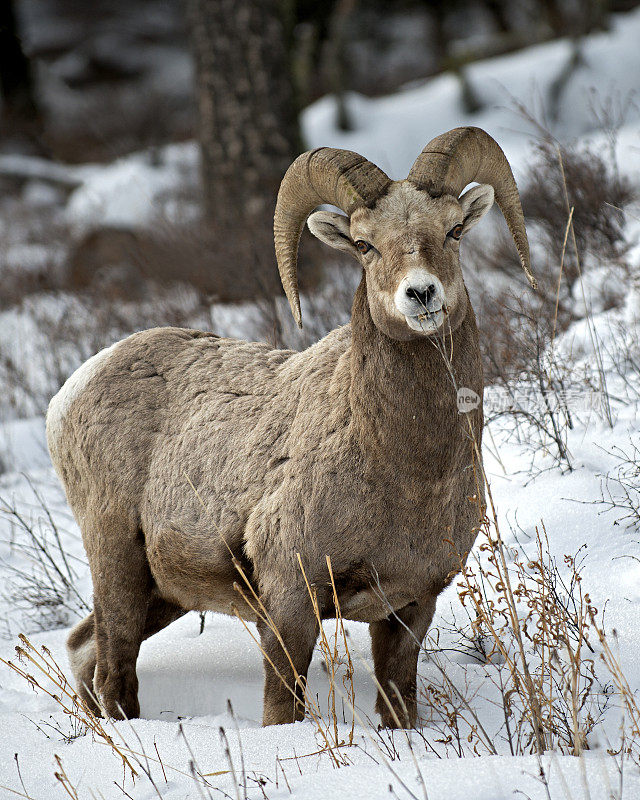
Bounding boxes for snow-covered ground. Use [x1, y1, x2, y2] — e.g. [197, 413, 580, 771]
[2, 316, 640, 798]
[2, 6, 640, 799]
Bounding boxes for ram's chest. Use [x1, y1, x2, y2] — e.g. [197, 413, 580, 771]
[362, 457, 465, 526]
[338, 585, 421, 623]
[328, 523, 457, 624]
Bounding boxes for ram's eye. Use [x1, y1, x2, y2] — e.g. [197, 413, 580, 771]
[355, 240, 372, 254]
[447, 224, 463, 241]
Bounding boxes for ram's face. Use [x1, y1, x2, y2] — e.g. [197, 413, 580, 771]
[307, 181, 494, 341]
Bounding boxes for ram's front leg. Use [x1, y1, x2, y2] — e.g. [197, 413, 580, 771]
[369, 598, 436, 728]
[258, 591, 318, 726]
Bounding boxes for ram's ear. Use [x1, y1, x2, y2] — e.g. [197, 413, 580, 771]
[307, 211, 358, 258]
[459, 184, 495, 234]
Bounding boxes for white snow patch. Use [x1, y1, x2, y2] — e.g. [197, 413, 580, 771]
[65, 141, 199, 234]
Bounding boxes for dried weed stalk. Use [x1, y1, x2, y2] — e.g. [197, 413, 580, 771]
[0, 481, 89, 631]
[1, 637, 228, 797]
[414, 294, 615, 759]
[455, 521, 610, 755]
[0, 634, 138, 779]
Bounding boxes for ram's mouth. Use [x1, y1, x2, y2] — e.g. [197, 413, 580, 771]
[405, 307, 445, 333]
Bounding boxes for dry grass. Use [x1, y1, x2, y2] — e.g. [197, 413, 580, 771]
[594, 626, 640, 765]
[597, 441, 640, 531]
[522, 140, 634, 279]
[0, 635, 139, 779]
[474, 125, 635, 419]
[402, 392, 626, 763]
[476, 139, 628, 473]
[0, 637, 234, 798]
[297, 554, 356, 746]
[481, 294, 577, 472]
[0, 480, 89, 632]
[403, 258, 628, 762]
[449, 517, 610, 756]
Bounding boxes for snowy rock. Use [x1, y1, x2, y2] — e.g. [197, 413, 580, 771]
[21, 180, 66, 208]
[65, 141, 199, 234]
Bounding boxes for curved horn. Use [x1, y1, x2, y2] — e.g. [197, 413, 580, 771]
[407, 127, 536, 289]
[274, 148, 391, 327]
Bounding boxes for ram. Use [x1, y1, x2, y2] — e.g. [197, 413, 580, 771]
[47, 126, 534, 728]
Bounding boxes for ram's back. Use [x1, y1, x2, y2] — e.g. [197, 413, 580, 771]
[45, 327, 298, 519]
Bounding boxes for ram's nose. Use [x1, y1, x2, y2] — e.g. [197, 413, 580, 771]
[395, 270, 445, 316]
[405, 283, 436, 309]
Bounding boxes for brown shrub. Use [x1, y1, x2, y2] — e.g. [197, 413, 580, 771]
[66, 219, 325, 305]
[521, 140, 635, 280]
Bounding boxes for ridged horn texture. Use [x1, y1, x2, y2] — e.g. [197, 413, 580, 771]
[274, 147, 391, 327]
[407, 127, 537, 289]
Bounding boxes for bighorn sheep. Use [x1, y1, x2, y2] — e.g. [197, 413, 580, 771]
[47, 127, 534, 728]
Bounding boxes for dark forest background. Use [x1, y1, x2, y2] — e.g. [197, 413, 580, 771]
[0, 0, 638, 418]
[3, 1, 638, 161]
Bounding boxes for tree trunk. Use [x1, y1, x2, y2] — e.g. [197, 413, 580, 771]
[0, 0, 42, 151]
[483, 0, 511, 34]
[188, 0, 299, 297]
[324, 0, 357, 132]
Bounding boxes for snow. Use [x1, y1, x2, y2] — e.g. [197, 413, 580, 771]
[4, 317, 640, 798]
[569, 262, 628, 316]
[2, 5, 640, 799]
[0, 417, 49, 475]
[65, 142, 200, 234]
[0, 153, 91, 188]
[302, 7, 640, 181]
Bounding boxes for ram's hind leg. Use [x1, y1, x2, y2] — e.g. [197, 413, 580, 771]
[81, 512, 155, 719]
[67, 594, 186, 715]
[67, 611, 100, 713]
